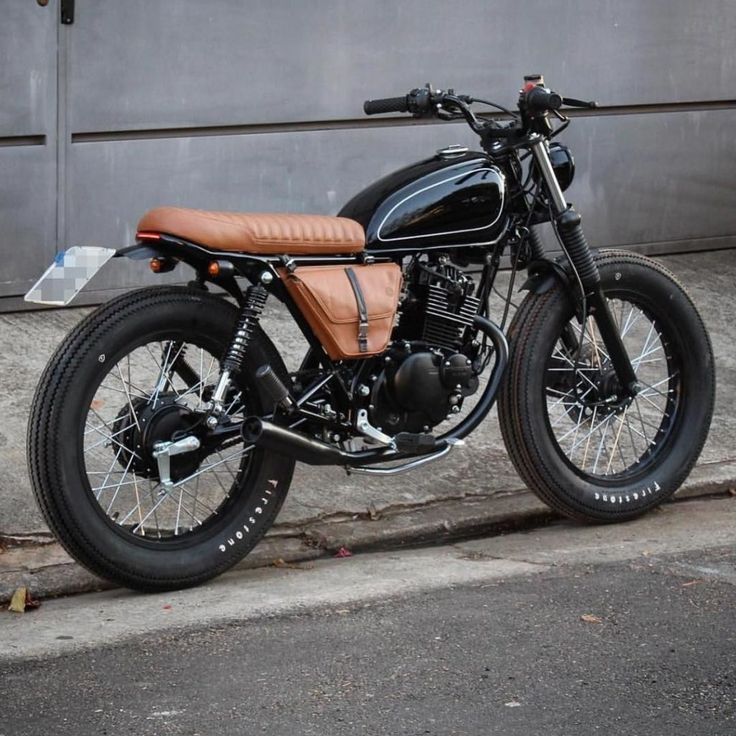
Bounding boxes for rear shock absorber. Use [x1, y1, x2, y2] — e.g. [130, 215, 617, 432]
[222, 284, 268, 373]
[206, 284, 268, 428]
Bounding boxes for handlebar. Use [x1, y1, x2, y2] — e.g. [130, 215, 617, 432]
[364, 85, 470, 116]
[524, 86, 563, 114]
[362, 79, 598, 143]
[363, 96, 409, 115]
[364, 86, 439, 117]
[522, 86, 597, 114]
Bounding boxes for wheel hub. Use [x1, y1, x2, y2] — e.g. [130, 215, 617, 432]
[593, 367, 633, 413]
[546, 354, 632, 421]
[113, 395, 203, 482]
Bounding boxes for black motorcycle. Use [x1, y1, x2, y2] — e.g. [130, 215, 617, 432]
[26, 76, 714, 591]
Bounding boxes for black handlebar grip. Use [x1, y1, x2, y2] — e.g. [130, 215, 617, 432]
[562, 96, 598, 110]
[363, 96, 409, 115]
[525, 86, 563, 113]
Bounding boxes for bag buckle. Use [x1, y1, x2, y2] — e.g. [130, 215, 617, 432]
[358, 320, 369, 352]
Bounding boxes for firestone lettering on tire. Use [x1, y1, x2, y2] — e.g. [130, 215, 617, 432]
[594, 481, 661, 504]
[219, 483, 277, 552]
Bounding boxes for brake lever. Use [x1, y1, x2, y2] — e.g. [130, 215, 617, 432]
[561, 97, 598, 109]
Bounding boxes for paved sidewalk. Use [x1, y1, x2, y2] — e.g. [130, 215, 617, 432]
[0, 250, 734, 599]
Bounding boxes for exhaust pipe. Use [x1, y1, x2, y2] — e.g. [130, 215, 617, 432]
[242, 417, 365, 466]
[242, 417, 451, 468]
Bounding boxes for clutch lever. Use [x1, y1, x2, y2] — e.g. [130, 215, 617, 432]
[435, 107, 464, 121]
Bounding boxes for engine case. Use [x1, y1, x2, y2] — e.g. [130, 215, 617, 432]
[369, 349, 479, 434]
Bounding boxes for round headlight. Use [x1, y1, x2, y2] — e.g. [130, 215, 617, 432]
[548, 142, 575, 192]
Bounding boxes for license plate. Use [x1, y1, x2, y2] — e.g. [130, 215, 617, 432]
[24, 246, 116, 306]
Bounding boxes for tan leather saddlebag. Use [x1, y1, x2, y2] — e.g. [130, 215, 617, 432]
[280, 263, 402, 360]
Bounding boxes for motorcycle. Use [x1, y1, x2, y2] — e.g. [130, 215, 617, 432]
[25, 76, 714, 592]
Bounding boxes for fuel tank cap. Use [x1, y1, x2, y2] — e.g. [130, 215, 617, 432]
[436, 144, 469, 160]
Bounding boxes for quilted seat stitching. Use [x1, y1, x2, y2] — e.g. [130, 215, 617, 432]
[142, 208, 363, 249]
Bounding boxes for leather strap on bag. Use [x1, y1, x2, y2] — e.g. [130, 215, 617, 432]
[345, 267, 369, 353]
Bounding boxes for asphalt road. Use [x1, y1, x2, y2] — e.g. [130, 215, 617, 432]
[2, 543, 735, 736]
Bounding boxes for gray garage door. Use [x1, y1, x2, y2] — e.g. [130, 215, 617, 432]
[0, 2, 58, 300]
[2, 0, 735, 308]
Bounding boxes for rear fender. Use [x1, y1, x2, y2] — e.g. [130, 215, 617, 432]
[116, 237, 268, 305]
[116, 237, 217, 271]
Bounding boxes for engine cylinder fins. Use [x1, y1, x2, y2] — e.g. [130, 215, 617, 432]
[423, 282, 482, 350]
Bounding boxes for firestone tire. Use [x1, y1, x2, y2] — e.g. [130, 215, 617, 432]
[498, 250, 715, 523]
[27, 286, 295, 592]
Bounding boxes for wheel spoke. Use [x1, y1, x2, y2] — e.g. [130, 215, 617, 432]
[606, 408, 629, 474]
[82, 338, 253, 541]
[546, 294, 677, 478]
[592, 413, 613, 474]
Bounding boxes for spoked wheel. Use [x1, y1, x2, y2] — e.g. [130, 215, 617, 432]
[546, 298, 678, 478]
[84, 339, 246, 539]
[28, 286, 294, 591]
[498, 251, 715, 522]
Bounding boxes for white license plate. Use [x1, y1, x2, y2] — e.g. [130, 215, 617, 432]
[24, 246, 116, 306]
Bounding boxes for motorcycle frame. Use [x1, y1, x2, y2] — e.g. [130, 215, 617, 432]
[116, 233, 509, 467]
[116, 109, 638, 469]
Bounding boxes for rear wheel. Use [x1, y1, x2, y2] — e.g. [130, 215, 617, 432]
[498, 251, 715, 522]
[28, 286, 294, 591]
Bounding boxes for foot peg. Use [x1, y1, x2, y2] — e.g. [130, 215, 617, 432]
[394, 432, 438, 454]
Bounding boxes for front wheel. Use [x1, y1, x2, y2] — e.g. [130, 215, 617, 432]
[27, 286, 295, 591]
[498, 250, 715, 522]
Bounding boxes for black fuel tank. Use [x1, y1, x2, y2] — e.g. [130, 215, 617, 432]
[339, 150, 507, 256]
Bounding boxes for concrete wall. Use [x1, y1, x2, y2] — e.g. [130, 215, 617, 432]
[1, 0, 735, 308]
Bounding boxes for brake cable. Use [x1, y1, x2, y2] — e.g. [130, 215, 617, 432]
[467, 97, 519, 120]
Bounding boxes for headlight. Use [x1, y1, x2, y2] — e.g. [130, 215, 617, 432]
[548, 142, 575, 191]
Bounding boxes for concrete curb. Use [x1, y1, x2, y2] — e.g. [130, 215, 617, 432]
[1, 458, 734, 603]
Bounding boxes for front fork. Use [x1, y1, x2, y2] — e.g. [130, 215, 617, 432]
[529, 137, 639, 396]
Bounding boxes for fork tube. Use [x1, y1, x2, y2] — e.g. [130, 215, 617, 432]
[529, 137, 567, 214]
[530, 137, 639, 396]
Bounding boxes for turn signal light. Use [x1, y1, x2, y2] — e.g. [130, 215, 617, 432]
[206, 260, 235, 278]
[148, 256, 176, 274]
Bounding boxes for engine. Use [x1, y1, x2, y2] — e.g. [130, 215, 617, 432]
[367, 260, 483, 434]
[420, 264, 482, 351]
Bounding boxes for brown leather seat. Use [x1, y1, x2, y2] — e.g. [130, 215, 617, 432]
[137, 207, 365, 255]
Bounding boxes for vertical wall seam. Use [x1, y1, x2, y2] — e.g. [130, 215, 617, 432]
[55, 10, 68, 254]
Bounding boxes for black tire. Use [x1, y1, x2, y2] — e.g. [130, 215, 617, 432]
[498, 250, 715, 522]
[27, 286, 295, 591]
